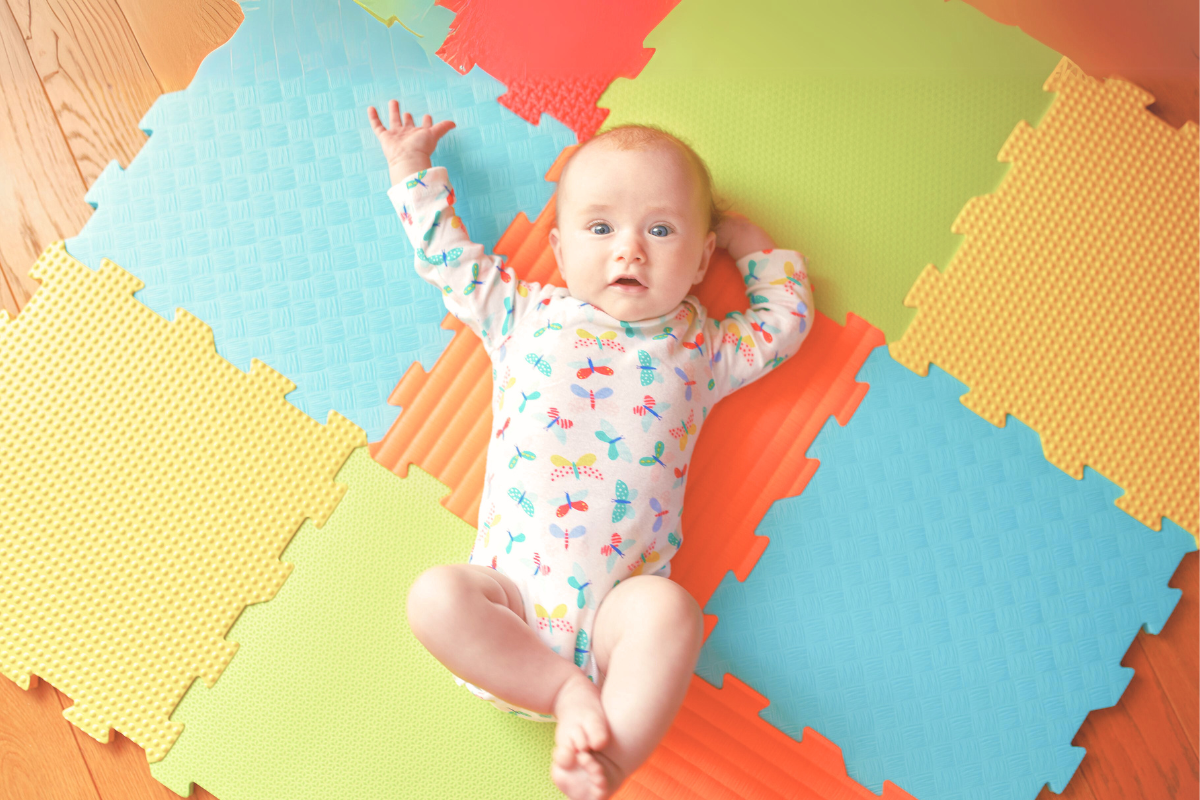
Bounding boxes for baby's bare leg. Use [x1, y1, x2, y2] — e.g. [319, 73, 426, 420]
[579, 574, 705, 790]
[406, 564, 607, 754]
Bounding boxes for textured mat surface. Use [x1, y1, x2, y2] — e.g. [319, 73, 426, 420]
[65, 0, 574, 442]
[436, 0, 677, 139]
[697, 344, 1197, 799]
[0, 242, 365, 764]
[150, 448, 561, 800]
[636, 674, 919, 800]
[891, 57, 1199, 540]
[351, 0, 454, 56]
[598, 0, 1063, 342]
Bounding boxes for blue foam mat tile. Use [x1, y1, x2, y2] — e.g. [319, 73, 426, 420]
[66, 0, 574, 441]
[696, 344, 1196, 800]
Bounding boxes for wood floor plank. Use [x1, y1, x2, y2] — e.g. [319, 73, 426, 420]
[1142, 551, 1199, 755]
[1070, 633, 1200, 800]
[0, 676, 103, 800]
[0, 0, 90, 307]
[0, 255, 19, 318]
[52, 686, 222, 800]
[7, 0, 162, 186]
[113, 0, 240, 92]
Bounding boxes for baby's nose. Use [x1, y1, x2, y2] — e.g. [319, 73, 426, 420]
[615, 234, 646, 262]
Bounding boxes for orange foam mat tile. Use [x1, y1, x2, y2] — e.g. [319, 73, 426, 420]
[615, 674, 919, 800]
[371, 148, 883, 618]
[890, 56, 1199, 540]
[0, 242, 365, 763]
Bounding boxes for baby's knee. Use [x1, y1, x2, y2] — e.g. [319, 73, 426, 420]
[406, 564, 463, 631]
[640, 578, 704, 646]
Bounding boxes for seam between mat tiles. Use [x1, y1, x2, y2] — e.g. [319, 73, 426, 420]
[4, 1, 90, 191]
[52, 684, 107, 800]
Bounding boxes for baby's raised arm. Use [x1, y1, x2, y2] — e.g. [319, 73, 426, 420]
[705, 212, 814, 396]
[369, 101, 552, 353]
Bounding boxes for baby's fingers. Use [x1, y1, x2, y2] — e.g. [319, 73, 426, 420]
[388, 98, 402, 129]
[402, 112, 414, 128]
[430, 119, 457, 140]
[367, 105, 386, 136]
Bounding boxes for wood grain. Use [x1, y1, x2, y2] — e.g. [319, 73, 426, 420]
[0, 0, 90, 308]
[0, 255, 19, 317]
[1071, 634, 1200, 799]
[1142, 551, 1199, 755]
[0, 675, 102, 800]
[113, 0, 240, 92]
[8, 0, 162, 186]
[54, 686, 222, 800]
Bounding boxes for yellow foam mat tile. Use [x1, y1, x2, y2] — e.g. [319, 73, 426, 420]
[0, 242, 366, 762]
[891, 56, 1199, 539]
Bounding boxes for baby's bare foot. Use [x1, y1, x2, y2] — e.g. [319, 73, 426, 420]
[551, 747, 625, 800]
[551, 673, 609, 767]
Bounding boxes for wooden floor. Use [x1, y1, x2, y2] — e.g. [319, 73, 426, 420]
[0, 1, 1195, 799]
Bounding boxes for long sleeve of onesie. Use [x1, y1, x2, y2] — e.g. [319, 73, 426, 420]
[704, 250, 815, 400]
[386, 166, 814, 718]
[387, 166, 561, 355]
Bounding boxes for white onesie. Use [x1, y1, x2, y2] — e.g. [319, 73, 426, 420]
[390, 166, 814, 720]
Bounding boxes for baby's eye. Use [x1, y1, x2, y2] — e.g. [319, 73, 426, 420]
[649, 224, 671, 237]
[590, 223, 612, 235]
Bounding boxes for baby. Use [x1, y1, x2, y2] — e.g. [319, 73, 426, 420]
[369, 99, 814, 799]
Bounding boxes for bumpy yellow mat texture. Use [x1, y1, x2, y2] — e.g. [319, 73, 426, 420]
[891, 57, 1199, 539]
[0, 242, 365, 762]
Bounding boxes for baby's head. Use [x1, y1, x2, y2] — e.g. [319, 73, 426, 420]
[548, 125, 720, 322]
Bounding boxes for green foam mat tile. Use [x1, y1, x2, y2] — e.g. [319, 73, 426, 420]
[598, 0, 1063, 342]
[150, 448, 560, 799]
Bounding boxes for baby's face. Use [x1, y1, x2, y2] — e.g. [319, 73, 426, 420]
[549, 143, 716, 322]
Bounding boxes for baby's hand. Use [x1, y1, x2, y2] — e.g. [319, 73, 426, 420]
[368, 99, 456, 185]
[715, 212, 775, 260]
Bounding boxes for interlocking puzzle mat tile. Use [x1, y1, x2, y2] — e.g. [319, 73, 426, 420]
[351, 0, 454, 57]
[0, 242, 365, 764]
[624, 674, 919, 800]
[64, 0, 574, 443]
[597, 0, 1062, 343]
[696, 344, 1197, 799]
[435, 0, 678, 139]
[890, 57, 1199, 541]
[149, 448, 561, 800]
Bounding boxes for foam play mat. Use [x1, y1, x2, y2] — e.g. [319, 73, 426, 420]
[1, 0, 1196, 797]
[891, 58, 1199, 540]
[598, 0, 1064, 342]
[65, 0, 574, 442]
[0, 242, 365, 764]
[148, 448, 563, 799]
[697, 344, 1197, 799]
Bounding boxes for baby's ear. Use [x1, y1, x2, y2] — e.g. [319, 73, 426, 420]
[549, 227, 564, 271]
[693, 230, 717, 284]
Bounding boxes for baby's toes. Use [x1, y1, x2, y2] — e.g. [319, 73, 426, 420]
[576, 750, 609, 793]
[584, 716, 610, 752]
[552, 739, 577, 769]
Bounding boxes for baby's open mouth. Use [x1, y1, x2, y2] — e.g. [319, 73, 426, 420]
[614, 277, 642, 286]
